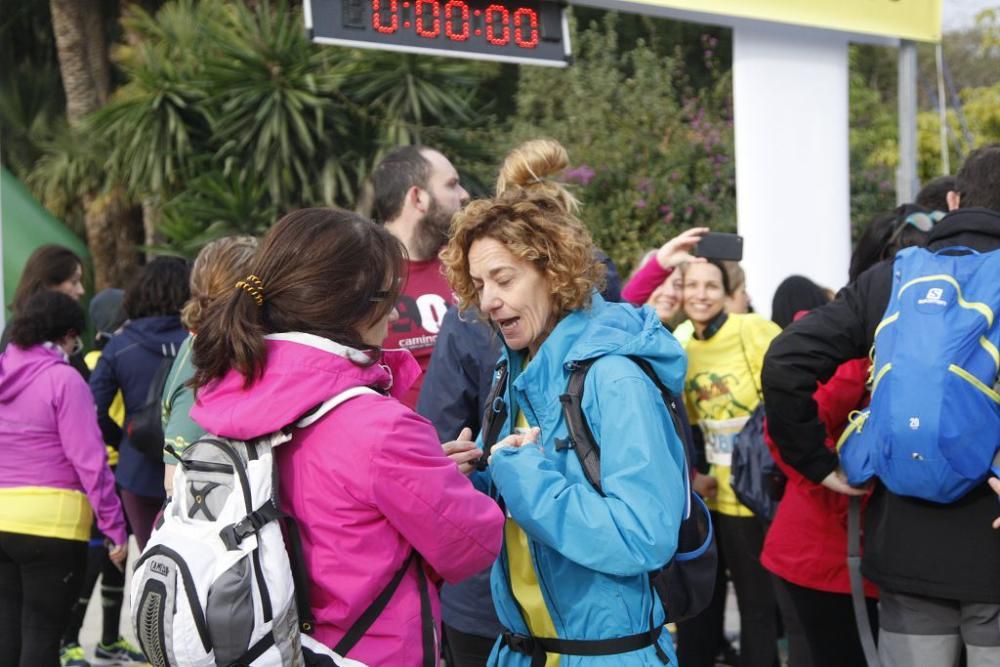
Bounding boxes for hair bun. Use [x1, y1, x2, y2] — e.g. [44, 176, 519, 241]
[497, 139, 571, 191]
[497, 139, 578, 212]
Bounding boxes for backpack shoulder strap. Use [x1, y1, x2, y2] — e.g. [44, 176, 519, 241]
[562, 356, 695, 509]
[335, 549, 435, 667]
[560, 358, 602, 494]
[478, 360, 509, 470]
[295, 386, 378, 429]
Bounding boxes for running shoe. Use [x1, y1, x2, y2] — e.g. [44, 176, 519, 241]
[60, 643, 90, 667]
[92, 637, 148, 665]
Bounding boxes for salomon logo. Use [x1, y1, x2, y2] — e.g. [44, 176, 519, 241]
[150, 561, 170, 576]
[918, 288, 947, 306]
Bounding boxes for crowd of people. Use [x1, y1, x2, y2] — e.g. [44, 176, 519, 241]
[1, 138, 999, 667]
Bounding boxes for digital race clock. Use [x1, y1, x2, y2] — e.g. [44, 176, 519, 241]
[305, 0, 570, 66]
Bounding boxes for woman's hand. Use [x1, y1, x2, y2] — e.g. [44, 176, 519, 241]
[488, 427, 540, 466]
[442, 427, 482, 476]
[989, 477, 1000, 529]
[692, 472, 718, 499]
[821, 468, 869, 496]
[108, 543, 128, 570]
[655, 227, 710, 270]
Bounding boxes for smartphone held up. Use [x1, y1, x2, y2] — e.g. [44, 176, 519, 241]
[693, 232, 743, 262]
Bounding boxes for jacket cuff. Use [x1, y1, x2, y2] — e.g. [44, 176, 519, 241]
[796, 448, 840, 485]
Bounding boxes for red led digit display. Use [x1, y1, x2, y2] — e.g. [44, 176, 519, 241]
[372, 0, 399, 33]
[485, 4, 510, 45]
[444, 0, 471, 41]
[513, 7, 539, 47]
[415, 0, 441, 37]
[308, 0, 569, 67]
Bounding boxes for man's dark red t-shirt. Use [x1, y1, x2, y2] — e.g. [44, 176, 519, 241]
[383, 258, 454, 409]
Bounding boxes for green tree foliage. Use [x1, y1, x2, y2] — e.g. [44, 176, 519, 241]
[493, 14, 735, 275]
[848, 45, 898, 236]
[916, 83, 1000, 180]
[7, 0, 499, 256]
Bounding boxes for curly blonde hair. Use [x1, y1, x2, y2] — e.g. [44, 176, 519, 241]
[443, 139, 603, 318]
[496, 138, 580, 214]
[442, 192, 604, 318]
[181, 235, 258, 332]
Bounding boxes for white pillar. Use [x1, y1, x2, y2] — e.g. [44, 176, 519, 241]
[732, 23, 852, 317]
[897, 40, 920, 204]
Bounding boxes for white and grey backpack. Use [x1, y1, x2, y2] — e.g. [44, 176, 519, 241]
[130, 386, 429, 667]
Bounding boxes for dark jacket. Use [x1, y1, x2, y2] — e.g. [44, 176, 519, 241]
[416, 251, 621, 638]
[89, 315, 187, 499]
[762, 207, 1000, 603]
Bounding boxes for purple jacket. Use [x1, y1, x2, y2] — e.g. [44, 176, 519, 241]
[0, 343, 126, 545]
[191, 333, 504, 666]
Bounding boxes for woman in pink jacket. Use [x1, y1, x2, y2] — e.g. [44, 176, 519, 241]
[0, 290, 127, 667]
[190, 207, 505, 666]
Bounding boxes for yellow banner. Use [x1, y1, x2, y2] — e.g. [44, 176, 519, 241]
[616, 0, 942, 42]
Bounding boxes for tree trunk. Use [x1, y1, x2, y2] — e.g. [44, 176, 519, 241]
[84, 187, 143, 290]
[142, 198, 161, 260]
[50, 0, 140, 288]
[49, 0, 100, 125]
[81, 0, 111, 105]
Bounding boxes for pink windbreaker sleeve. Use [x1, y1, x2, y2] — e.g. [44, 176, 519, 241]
[371, 411, 504, 583]
[621, 259, 673, 306]
[56, 371, 127, 546]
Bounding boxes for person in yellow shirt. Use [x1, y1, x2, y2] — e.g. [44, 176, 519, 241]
[681, 259, 781, 667]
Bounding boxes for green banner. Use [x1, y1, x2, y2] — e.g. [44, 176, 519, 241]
[1, 168, 90, 320]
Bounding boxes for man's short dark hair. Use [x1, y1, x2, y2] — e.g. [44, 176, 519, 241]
[372, 146, 432, 223]
[955, 143, 1000, 212]
[915, 175, 955, 212]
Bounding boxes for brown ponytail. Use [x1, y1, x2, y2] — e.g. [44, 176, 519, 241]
[192, 208, 405, 389]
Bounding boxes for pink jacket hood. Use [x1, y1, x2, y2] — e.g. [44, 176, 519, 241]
[191, 332, 422, 439]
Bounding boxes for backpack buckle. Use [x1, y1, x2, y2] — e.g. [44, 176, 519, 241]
[219, 504, 278, 551]
[502, 632, 536, 655]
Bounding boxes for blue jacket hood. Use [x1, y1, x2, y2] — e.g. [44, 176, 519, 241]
[118, 315, 186, 355]
[510, 293, 687, 398]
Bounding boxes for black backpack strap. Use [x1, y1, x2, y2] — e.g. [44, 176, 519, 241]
[626, 356, 695, 469]
[334, 550, 418, 656]
[414, 554, 436, 667]
[281, 515, 318, 634]
[559, 358, 602, 494]
[561, 356, 693, 497]
[477, 360, 509, 471]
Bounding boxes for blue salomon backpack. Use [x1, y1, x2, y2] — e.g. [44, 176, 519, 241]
[838, 245, 1000, 503]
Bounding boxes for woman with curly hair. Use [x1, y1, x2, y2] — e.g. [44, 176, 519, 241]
[440, 141, 689, 667]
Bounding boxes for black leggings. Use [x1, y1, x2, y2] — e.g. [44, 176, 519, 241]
[63, 524, 126, 647]
[781, 578, 879, 667]
[714, 513, 779, 667]
[0, 531, 87, 667]
[676, 526, 731, 667]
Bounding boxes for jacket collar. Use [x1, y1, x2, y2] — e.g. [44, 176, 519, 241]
[927, 208, 1000, 251]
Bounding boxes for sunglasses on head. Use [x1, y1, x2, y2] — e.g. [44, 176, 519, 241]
[885, 208, 945, 250]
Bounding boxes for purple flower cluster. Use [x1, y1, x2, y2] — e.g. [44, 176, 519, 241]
[563, 164, 596, 185]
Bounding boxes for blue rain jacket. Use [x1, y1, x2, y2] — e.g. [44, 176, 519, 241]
[475, 294, 688, 666]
